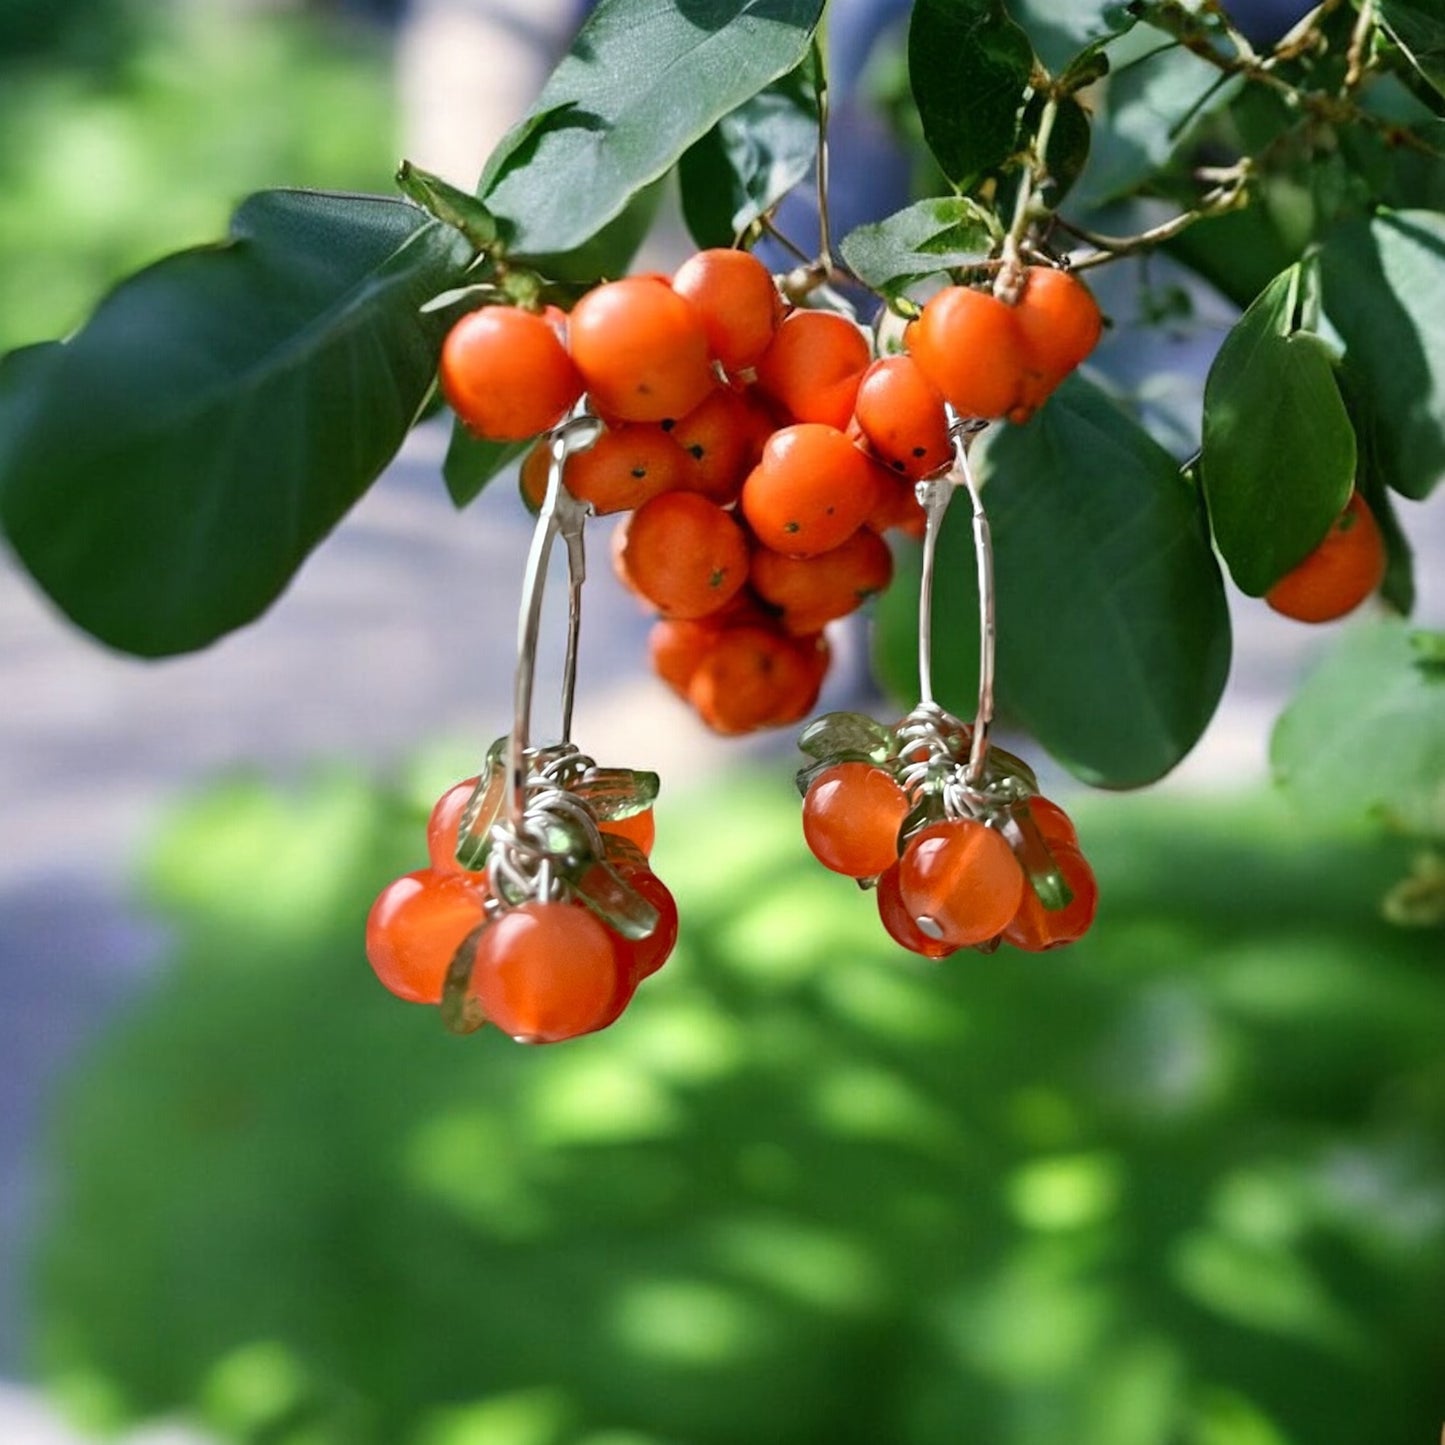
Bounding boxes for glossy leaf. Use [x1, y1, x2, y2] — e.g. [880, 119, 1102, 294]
[445, 424, 528, 508]
[1378, 0, 1445, 100]
[480, 0, 825, 262]
[909, 0, 1035, 188]
[838, 197, 997, 299]
[0, 190, 470, 656]
[1319, 209, 1445, 501]
[1272, 620, 1445, 840]
[876, 377, 1232, 788]
[1200, 264, 1357, 596]
[679, 59, 819, 250]
[1005, 0, 1135, 78]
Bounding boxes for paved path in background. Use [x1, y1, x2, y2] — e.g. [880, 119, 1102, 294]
[2, 419, 1443, 1441]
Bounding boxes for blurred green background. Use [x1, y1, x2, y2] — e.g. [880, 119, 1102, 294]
[0, 0, 396, 354]
[4, 3, 1445, 1443]
[35, 765, 1445, 1445]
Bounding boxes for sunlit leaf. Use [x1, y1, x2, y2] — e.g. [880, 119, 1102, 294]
[839, 197, 997, 299]
[1319, 208, 1445, 501]
[1272, 620, 1445, 840]
[480, 0, 826, 261]
[0, 190, 469, 655]
[1200, 264, 1357, 596]
[679, 59, 819, 250]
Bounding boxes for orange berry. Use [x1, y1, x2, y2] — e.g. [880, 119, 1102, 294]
[441, 306, 584, 442]
[1265, 490, 1386, 623]
[470, 899, 627, 1043]
[853, 355, 953, 480]
[617, 491, 750, 618]
[876, 863, 959, 959]
[648, 614, 727, 696]
[688, 622, 822, 734]
[770, 629, 830, 727]
[598, 807, 656, 858]
[906, 286, 1028, 421]
[897, 818, 1026, 948]
[669, 387, 754, 504]
[365, 869, 489, 1004]
[560, 422, 682, 514]
[740, 423, 878, 557]
[750, 526, 894, 633]
[672, 248, 783, 372]
[568, 276, 715, 423]
[754, 309, 871, 428]
[1004, 844, 1098, 951]
[1012, 266, 1103, 418]
[802, 762, 911, 878]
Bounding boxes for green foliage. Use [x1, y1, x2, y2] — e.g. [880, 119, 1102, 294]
[908, 0, 1035, 188]
[0, 6, 396, 354]
[0, 0, 1442, 815]
[838, 197, 998, 303]
[0, 191, 470, 655]
[679, 58, 820, 250]
[479, 0, 826, 262]
[875, 377, 1231, 787]
[1272, 620, 1445, 842]
[1319, 209, 1445, 502]
[1377, 0, 1445, 101]
[1200, 263, 1357, 597]
[35, 768, 1445, 1445]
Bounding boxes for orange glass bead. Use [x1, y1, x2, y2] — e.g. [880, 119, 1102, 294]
[426, 776, 482, 875]
[365, 869, 489, 1004]
[802, 762, 910, 879]
[612, 866, 679, 985]
[897, 818, 1026, 948]
[470, 899, 627, 1044]
[1004, 843, 1098, 951]
[875, 863, 958, 959]
[599, 807, 656, 858]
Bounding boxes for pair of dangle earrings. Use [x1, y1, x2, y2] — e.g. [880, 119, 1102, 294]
[364, 413, 678, 1043]
[795, 409, 1099, 956]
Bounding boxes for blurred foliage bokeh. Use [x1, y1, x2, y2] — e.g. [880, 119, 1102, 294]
[33, 763, 1445, 1445]
[0, 0, 395, 353]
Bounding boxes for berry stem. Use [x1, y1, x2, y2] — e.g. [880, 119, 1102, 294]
[996, 96, 1058, 304]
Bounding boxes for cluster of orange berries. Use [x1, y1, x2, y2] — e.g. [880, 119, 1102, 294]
[364, 744, 676, 1043]
[797, 708, 1098, 955]
[439, 251, 1103, 735]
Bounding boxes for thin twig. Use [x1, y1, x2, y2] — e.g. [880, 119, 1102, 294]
[1343, 0, 1375, 93]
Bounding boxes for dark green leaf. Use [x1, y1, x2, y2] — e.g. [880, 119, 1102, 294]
[1200, 264, 1357, 596]
[875, 376, 1231, 788]
[0, 190, 470, 656]
[1072, 28, 1237, 208]
[1272, 620, 1445, 840]
[1378, 0, 1445, 100]
[1164, 201, 1299, 311]
[838, 197, 998, 299]
[909, 0, 1036, 188]
[1340, 366, 1415, 615]
[679, 60, 819, 250]
[1319, 209, 1445, 501]
[1004, 0, 1135, 78]
[480, 0, 825, 262]
[444, 424, 527, 509]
